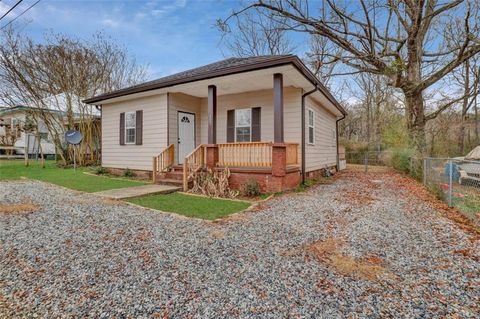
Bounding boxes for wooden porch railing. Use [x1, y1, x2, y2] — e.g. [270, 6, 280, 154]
[152, 144, 174, 182]
[183, 144, 205, 191]
[286, 143, 299, 165]
[217, 142, 272, 167]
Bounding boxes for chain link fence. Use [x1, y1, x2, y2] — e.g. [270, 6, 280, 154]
[424, 158, 480, 222]
[345, 151, 390, 172]
[346, 151, 480, 224]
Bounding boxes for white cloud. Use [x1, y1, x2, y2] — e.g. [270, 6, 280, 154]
[101, 19, 119, 28]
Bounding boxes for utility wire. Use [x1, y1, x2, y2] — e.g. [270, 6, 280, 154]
[0, 0, 23, 21]
[1, 0, 40, 30]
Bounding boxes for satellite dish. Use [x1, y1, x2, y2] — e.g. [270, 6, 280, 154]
[65, 130, 83, 145]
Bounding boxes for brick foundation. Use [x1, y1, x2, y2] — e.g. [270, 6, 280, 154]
[105, 167, 152, 180]
[205, 144, 218, 169]
[305, 165, 338, 179]
[271, 143, 287, 177]
[224, 167, 301, 193]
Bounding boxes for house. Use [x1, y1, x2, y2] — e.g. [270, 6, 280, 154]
[0, 100, 100, 160]
[0, 105, 57, 158]
[84, 55, 346, 192]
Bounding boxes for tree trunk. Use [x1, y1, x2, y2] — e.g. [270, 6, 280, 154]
[459, 60, 469, 154]
[430, 132, 435, 155]
[475, 97, 479, 144]
[404, 90, 427, 157]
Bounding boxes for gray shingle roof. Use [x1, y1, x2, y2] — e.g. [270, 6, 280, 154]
[140, 55, 293, 87]
[84, 54, 345, 115]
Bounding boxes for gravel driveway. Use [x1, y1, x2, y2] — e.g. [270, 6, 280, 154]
[1, 170, 479, 318]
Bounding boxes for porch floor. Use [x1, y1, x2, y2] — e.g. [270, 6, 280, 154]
[94, 184, 180, 199]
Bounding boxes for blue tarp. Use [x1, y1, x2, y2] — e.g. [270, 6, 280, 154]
[443, 162, 460, 181]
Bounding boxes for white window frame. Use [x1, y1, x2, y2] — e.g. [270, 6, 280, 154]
[234, 108, 252, 142]
[307, 108, 315, 145]
[125, 111, 136, 144]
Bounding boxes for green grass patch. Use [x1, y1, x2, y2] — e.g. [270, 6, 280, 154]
[0, 160, 147, 192]
[127, 193, 251, 220]
[453, 191, 480, 226]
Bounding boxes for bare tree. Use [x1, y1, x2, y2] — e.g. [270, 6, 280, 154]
[222, 0, 480, 156]
[449, 55, 480, 153]
[0, 28, 147, 164]
[218, 6, 295, 57]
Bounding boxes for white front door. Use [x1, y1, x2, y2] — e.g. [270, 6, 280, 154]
[178, 112, 195, 164]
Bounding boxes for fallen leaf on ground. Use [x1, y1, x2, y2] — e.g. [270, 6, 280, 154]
[0, 203, 39, 215]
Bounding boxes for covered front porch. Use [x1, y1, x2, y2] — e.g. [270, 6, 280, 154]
[153, 141, 300, 192]
[152, 70, 302, 192]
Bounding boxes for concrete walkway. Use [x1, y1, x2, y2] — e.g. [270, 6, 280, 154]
[94, 184, 179, 199]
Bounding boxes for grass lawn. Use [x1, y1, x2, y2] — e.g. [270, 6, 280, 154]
[452, 187, 480, 226]
[127, 193, 251, 220]
[0, 160, 147, 192]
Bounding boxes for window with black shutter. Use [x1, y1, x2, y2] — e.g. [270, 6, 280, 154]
[120, 110, 143, 145]
[227, 107, 262, 143]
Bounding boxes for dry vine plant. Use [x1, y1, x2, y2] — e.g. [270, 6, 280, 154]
[189, 167, 239, 198]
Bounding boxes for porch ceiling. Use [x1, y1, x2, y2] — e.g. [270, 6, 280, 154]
[99, 65, 310, 103]
[167, 65, 310, 97]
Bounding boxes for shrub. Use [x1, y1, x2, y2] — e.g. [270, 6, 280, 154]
[123, 168, 134, 178]
[388, 148, 414, 174]
[343, 142, 369, 165]
[242, 179, 261, 197]
[93, 166, 108, 175]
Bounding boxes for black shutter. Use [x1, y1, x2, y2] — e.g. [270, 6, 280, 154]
[251, 107, 261, 142]
[119, 112, 125, 145]
[135, 110, 143, 145]
[227, 109, 235, 143]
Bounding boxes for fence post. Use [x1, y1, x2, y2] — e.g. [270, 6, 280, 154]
[423, 158, 427, 185]
[448, 159, 453, 207]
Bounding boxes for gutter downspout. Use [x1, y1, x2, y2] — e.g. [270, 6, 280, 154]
[336, 113, 346, 170]
[301, 86, 318, 184]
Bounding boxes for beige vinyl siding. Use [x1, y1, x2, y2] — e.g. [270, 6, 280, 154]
[305, 96, 337, 171]
[199, 87, 302, 145]
[101, 94, 168, 170]
[100, 86, 337, 172]
[168, 93, 202, 163]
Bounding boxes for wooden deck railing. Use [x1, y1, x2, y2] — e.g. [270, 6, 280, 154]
[183, 144, 205, 191]
[152, 144, 174, 182]
[218, 142, 272, 167]
[286, 143, 299, 165]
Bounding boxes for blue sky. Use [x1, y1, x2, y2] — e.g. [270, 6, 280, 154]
[0, 0, 237, 78]
[0, 0, 308, 79]
[1, 0, 461, 106]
